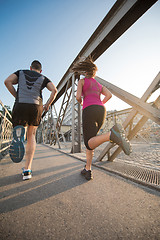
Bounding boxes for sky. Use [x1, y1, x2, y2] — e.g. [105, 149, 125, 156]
[0, 0, 160, 113]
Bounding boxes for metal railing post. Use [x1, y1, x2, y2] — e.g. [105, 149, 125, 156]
[71, 75, 82, 153]
[71, 74, 75, 153]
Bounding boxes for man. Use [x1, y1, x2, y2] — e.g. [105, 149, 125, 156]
[4, 60, 57, 180]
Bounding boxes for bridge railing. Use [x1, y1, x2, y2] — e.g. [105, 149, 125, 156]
[0, 100, 12, 159]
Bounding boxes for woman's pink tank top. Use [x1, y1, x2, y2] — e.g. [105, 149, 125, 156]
[82, 78, 104, 110]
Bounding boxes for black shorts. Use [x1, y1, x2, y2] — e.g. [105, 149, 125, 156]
[82, 105, 106, 150]
[12, 102, 43, 127]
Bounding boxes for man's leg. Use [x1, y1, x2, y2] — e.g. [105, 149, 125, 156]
[25, 125, 38, 170]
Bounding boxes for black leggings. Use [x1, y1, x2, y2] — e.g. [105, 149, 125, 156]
[82, 105, 106, 150]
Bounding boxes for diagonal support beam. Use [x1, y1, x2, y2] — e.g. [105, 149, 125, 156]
[109, 96, 160, 161]
[95, 75, 160, 125]
[56, 80, 72, 132]
[96, 72, 160, 162]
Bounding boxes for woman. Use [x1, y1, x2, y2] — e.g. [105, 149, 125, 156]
[72, 57, 131, 180]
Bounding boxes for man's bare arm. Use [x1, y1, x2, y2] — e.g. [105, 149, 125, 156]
[4, 74, 18, 98]
[43, 82, 58, 112]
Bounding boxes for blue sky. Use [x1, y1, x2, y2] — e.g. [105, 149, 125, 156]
[0, 0, 159, 112]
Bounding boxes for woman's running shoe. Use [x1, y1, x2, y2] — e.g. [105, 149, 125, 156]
[110, 123, 132, 155]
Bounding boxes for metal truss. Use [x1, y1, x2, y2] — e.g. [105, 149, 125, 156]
[71, 75, 81, 153]
[49, 105, 61, 148]
[0, 100, 12, 157]
[50, 78, 72, 147]
[41, 105, 67, 148]
[95, 72, 160, 162]
[56, 79, 72, 134]
[47, 75, 81, 153]
[55, 0, 157, 98]
[39, 0, 159, 162]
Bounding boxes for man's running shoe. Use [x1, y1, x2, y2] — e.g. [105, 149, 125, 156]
[81, 166, 93, 180]
[110, 123, 132, 155]
[9, 125, 25, 163]
[22, 169, 32, 180]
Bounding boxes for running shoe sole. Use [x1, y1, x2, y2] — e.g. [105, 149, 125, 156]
[23, 174, 32, 180]
[9, 125, 25, 163]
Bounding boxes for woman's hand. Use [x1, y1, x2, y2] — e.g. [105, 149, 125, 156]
[102, 86, 112, 104]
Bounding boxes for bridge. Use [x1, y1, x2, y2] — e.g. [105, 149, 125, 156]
[0, 0, 160, 239]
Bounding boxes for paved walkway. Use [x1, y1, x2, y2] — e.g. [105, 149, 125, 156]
[0, 144, 160, 240]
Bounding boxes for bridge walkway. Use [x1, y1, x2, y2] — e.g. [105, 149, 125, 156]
[0, 144, 160, 240]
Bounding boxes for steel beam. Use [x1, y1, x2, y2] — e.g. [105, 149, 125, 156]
[95, 75, 160, 125]
[96, 73, 160, 162]
[71, 75, 82, 153]
[109, 96, 160, 161]
[53, 0, 158, 103]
